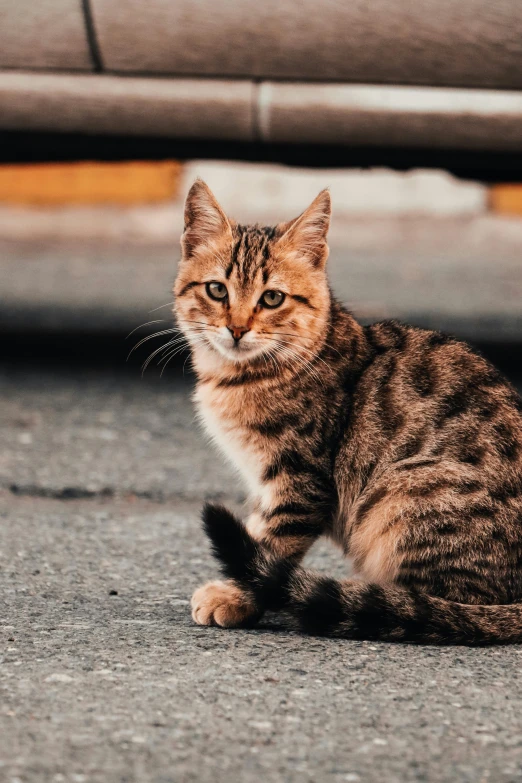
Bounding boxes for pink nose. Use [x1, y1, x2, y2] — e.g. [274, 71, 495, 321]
[227, 325, 249, 341]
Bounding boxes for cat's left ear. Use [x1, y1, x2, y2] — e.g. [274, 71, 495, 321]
[276, 189, 331, 268]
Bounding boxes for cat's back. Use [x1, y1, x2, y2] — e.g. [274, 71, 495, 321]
[338, 319, 522, 517]
[360, 320, 521, 428]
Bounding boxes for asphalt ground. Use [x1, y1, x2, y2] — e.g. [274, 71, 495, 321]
[2, 362, 522, 783]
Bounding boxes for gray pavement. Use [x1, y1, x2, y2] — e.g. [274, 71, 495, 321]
[1, 367, 233, 502]
[2, 366, 522, 783]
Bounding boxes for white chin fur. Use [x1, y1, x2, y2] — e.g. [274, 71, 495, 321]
[210, 338, 266, 363]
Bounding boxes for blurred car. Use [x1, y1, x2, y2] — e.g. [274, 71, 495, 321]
[1, 0, 522, 178]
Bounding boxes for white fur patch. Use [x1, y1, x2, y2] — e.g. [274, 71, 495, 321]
[195, 391, 265, 499]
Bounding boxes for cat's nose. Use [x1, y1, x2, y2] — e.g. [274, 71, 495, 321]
[227, 325, 249, 342]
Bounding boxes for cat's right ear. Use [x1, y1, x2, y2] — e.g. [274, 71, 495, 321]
[275, 189, 331, 268]
[181, 179, 232, 258]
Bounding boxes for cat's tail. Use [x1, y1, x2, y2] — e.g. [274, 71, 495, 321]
[202, 503, 522, 646]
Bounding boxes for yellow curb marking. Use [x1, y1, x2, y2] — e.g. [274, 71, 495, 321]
[489, 184, 522, 216]
[0, 161, 182, 205]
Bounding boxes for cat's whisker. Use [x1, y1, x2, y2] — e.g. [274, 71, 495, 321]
[283, 345, 326, 388]
[293, 344, 332, 375]
[131, 323, 208, 365]
[157, 330, 208, 362]
[271, 348, 286, 375]
[141, 342, 177, 374]
[273, 343, 303, 370]
[264, 352, 282, 379]
[128, 327, 182, 360]
[157, 335, 194, 361]
[270, 330, 344, 359]
[272, 341, 326, 388]
[267, 336, 332, 377]
[180, 335, 209, 374]
[141, 334, 194, 374]
[179, 319, 213, 328]
[261, 344, 282, 376]
[159, 337, 207, 377]
[261, 330, 343, 363]
[126, 319, 166, 339]
[149, 301, 176, 313]
[182, 351, 195, 377]
[159, 345, 188, 368]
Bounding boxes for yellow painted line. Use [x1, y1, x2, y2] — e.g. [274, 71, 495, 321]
[489, 184, 522, 216]
[0, 161, 182, 205]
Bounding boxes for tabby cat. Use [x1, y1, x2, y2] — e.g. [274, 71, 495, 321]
[174, 179, 522, 645]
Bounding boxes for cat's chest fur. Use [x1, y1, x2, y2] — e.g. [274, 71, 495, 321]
[194, 381, 271, 498]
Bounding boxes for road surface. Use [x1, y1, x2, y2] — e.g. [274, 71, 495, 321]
[1, 365, 522, 783]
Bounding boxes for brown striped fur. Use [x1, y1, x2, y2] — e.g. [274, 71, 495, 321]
[176, 180, 522, 645]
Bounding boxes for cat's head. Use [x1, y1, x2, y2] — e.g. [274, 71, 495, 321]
[174, 180, 331, 369]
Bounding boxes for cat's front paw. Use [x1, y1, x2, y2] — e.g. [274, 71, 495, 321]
[191, 580, 260, 628]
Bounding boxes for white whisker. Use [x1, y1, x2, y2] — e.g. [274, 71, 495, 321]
[141, 334, 194, 374]
[126, 319, 166, 339]
[149, 301, 176, 313]
[273, 340, 326, 388]
[267, 336, 332, 377]
[159, 335, 208, 377]
[127, 327, 182, 361]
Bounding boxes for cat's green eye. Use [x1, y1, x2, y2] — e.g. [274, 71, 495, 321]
[260, 290, 285, 309]
[206, 281, 228, 301]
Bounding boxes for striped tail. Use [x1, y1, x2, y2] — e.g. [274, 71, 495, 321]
[202, 503, 522, 646]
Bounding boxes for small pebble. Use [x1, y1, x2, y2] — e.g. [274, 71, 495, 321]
[109, 589, 118, 596]
[45, 673, 74, 683]
[248, 720, 273, 731]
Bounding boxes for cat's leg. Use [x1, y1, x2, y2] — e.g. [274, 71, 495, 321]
[191, 500, 319, 628]
[190, 504, 264, 628]
[191, 507, 285, 628]
[246, 470, 332, 560]
[193, 474, 333, 628]
[191, 503, 260, 627]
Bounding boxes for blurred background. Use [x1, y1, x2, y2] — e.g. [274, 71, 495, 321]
[1, 0, 522, 373]
[2, 2, 522, 781]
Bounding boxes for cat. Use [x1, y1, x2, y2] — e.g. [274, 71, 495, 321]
[174, 178, 522, 645]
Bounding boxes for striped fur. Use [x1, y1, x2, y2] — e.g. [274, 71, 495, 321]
[175, 180, 522, 645]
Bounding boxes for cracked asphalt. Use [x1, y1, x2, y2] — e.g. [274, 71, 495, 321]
[2, 363, 522, 783]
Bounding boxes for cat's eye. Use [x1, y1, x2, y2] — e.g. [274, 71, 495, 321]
[206, 281, 228, 301]
[260, 290, 285, 309]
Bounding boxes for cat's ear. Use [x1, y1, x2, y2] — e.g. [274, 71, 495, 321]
[276, 189, 331, 268]
[182, 179, 232, 258]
